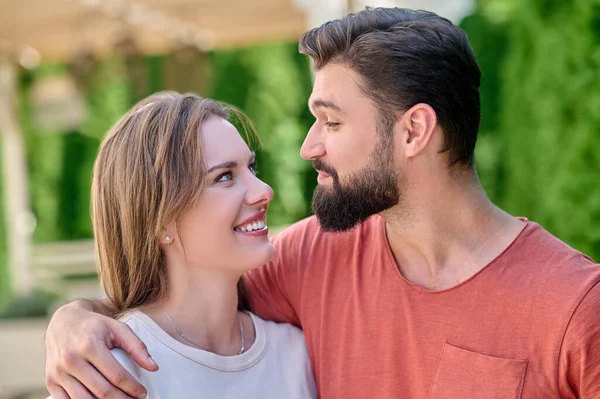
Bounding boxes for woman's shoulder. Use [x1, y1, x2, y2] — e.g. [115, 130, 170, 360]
[117, 309, 144, 325]
[250, 312, 303, 336]
[112, 311, 161, 371]
[249, 312, 317, 398]
[117, 309, 162, 339]
[249, 312, 307, 354]
[110, 347, 142, 375]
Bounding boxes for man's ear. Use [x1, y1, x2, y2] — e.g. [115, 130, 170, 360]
[398, 103, 437, 159]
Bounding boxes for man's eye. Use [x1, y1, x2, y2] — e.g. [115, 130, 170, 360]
[249, 162, 258, 175]
[215, 172, 233, 183]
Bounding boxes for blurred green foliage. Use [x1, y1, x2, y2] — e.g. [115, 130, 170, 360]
[210, 43, 316, 223]
[1, 0, 599, 304]
[464, 0, 600, 260]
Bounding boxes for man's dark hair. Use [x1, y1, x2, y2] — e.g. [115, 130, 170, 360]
[299, 7, 482, 167]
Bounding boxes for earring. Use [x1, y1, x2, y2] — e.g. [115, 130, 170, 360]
[165, 235, 172, 243]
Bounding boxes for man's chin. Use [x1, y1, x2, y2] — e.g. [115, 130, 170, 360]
[316, 217, 363, 233]
[311, 170, 399, 232]
[313, 206, 372, 233]
[317, 218, 360, 233]
[313, 198, 398, 232]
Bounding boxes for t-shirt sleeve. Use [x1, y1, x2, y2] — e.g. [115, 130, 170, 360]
[244, 223, 309, 328]
[558, 281, 600, 398]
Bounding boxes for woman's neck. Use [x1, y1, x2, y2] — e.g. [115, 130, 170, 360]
[144, 266, 252, 356]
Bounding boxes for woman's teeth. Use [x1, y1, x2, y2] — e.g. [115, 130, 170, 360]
[235, 220, 266, 232]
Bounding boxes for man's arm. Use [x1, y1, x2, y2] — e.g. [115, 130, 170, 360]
[45, 299, 158, 399]
[245, 220, 316, 327]
[244, 260, 301, 327]
[558, 281, 600, 398]
[86, 297, 116, 317]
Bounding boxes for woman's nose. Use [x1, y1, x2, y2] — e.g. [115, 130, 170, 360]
[246, 175, 274, 207]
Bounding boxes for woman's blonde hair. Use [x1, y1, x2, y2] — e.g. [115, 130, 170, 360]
[92, 92, 256, 315]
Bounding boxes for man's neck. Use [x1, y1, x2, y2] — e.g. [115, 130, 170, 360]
[381, 180, 526, 291]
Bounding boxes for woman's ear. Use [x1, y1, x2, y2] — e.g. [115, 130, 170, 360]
[160, 234, 174, 244]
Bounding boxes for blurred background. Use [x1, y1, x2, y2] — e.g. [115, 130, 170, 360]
[0, 0, 598, 397]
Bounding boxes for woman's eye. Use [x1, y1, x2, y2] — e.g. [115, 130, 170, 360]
[215, 172, 233, 183]
[249, 162, 258, 176]
[325, 122, 340, 129]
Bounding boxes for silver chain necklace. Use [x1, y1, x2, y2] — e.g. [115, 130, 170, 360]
[161, 309, 245, 355]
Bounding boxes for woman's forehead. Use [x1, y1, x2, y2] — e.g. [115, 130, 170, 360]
[201, 117, 251, 165]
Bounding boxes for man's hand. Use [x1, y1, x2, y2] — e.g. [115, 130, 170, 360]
[45, 300, 159, 399]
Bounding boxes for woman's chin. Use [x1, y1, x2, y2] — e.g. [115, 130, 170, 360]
[242, 242, 277, 271]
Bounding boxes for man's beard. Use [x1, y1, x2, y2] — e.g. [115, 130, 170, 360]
[311, 137, 400, 232]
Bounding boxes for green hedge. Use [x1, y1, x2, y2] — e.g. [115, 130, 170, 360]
[464, 0, 600, 260]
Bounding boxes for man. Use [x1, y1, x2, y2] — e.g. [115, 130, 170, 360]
[45, 7, 600, 398]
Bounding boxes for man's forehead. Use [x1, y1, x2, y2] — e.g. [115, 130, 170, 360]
[310, 76, 336, 101]
[310, 65, 370, 112]
[315, 63, 361, 85]
[310, 68, 348, 105]
[313, 69, 340, 94]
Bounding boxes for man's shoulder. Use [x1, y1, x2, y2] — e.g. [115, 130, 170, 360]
[519, 221, 598, 271]
[513, 221, 600, 295]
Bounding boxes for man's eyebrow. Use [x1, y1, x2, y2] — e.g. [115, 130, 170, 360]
[206, 153, 255, 174]
[309, 98, 345, 114]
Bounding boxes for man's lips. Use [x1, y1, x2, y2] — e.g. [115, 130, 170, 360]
[316, 170, 332, 184]
[312, 160, 335, 176]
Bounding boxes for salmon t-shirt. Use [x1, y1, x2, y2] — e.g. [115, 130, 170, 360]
[245, 215, 600, 398]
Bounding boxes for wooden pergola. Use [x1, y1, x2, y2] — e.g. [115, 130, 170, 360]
[0, 0, 315, 61]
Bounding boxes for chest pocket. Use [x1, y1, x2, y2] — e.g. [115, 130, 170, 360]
[428, 342, 528, 399]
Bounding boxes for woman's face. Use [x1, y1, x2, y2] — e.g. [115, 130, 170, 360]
[170, 117, 275, 273]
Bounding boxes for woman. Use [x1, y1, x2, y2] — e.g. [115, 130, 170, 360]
[63, 92, 316, 398]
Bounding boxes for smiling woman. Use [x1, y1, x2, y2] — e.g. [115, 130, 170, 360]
[46, 91, 318, 398]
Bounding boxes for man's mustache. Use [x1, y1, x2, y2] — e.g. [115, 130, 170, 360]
[312, 159, 337, 177]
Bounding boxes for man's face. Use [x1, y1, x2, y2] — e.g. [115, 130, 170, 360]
[302, 63, 400, 232]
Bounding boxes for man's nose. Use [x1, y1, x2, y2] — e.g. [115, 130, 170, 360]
[300, 123, 326, 160]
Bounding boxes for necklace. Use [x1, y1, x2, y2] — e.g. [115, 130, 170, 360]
[161, 309, 245, 355]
